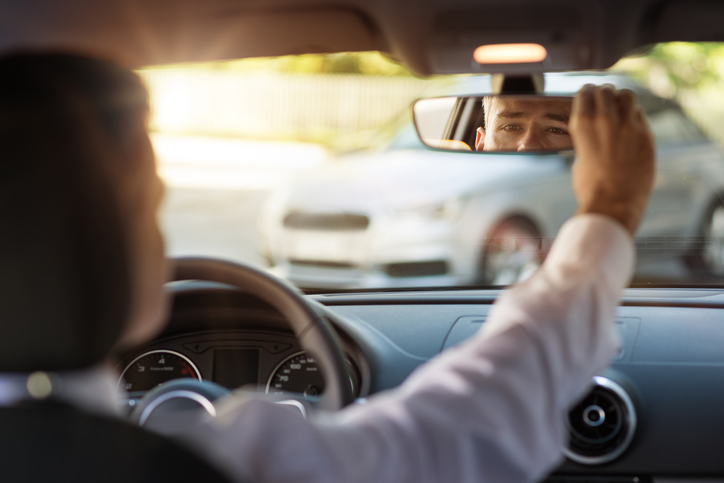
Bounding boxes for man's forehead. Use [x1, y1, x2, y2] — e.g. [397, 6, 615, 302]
[489, 97, 571, 119]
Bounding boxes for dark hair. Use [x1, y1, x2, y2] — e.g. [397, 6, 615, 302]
[0, 52, 149, 371]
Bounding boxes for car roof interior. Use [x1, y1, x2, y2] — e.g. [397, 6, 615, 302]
[2, 0, 724, 73]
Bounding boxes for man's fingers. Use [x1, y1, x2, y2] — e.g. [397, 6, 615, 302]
[634, 106, 653, 137]
[573, 85, 643, 145]
[573, 84, 595, 118]
[594, 85, 617, 120]
[634, 106, 646, 120]
[615, 89, 636, 121]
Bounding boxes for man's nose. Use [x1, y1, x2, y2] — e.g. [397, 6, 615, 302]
[517, 129, 544, 152]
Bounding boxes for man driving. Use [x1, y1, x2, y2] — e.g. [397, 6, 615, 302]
[164, 85, 654, 482]
[0, 53, 654, 483]
[475, 96, 573, 151]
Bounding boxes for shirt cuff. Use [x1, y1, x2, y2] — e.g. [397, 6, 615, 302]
[545, 213, 635, 290]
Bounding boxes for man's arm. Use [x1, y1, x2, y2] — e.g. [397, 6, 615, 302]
[181, 86, 655, 483]
[309, 213, 634, 483]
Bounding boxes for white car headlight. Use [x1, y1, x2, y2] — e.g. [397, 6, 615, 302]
[393, 197, 466, 221]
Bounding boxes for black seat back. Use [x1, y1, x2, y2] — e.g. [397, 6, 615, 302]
[0, 53, 239, 483]
[0, 401, 234, 483]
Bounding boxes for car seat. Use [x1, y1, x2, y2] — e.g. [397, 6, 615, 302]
[0, 56, 235, 482]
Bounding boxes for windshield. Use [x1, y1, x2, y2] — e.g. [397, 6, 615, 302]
[146, 44, 724, 291]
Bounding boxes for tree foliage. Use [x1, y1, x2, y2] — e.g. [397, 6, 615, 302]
[617, 42, 724, 97]
[146, 52, 415, 77]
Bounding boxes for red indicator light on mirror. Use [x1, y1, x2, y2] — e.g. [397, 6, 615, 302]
[473, 43, 548, 64]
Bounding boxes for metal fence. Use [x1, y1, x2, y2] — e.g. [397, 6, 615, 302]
[139, 70, 447, 141]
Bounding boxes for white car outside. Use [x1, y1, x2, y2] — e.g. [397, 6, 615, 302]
[260, 73, 724, 289]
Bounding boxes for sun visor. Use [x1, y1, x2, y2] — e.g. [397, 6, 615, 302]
[650, 1, 724, 43]
[0, 2, 384, 67]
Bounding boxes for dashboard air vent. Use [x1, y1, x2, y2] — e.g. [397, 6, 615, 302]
[564, 376, 637, 465]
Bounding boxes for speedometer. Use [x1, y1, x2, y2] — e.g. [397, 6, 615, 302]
[117, 350, 201, 394]
[265, 351, 359, 398]
[266, 352, 325, 397]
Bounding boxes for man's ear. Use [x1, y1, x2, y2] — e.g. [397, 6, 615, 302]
[475, 128, 485, 151]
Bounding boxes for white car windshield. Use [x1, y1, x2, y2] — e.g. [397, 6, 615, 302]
[150, 43, 724, 291]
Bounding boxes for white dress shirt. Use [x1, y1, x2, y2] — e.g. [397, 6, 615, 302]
[0, 213, 634, 483]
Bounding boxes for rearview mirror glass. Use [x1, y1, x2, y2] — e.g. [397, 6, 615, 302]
[413, 95, 573, 153]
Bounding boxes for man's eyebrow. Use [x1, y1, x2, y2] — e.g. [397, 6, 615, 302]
[496, 111, 527, 120]
[545, 113, 570, 124]
[494, 111, 570, 124]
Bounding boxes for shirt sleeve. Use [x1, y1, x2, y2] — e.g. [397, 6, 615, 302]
[180, 213, 635, 483]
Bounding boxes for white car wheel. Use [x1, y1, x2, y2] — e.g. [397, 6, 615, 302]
[703, 205, 724, 276]
[479, 217, 544, 286]
[690, 203, 724, 277]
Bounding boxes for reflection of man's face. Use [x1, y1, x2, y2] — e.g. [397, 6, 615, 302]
[475, 97, 573, 152]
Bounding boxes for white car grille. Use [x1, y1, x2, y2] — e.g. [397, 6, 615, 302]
[283, 212, 370, 231]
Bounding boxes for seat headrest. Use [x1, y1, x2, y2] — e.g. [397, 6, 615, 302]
[0, 53, 134, 371]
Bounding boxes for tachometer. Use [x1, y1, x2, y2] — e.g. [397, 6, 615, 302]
[117, 350, 201, 394]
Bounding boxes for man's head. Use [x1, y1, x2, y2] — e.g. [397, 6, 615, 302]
[0, 53, 169, 372]
[475, 96, 573, 152]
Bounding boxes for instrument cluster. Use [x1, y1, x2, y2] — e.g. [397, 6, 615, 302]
[117, 330, 360, 402]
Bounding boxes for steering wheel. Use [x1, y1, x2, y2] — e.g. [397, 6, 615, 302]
[131, 257, 354, 424]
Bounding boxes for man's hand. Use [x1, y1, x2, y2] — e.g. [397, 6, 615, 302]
[569, 84, 655, 236]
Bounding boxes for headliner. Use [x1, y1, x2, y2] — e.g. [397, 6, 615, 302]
[0, 0, 722, 74]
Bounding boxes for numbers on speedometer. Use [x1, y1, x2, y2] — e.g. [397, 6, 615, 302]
[117, 349, 201, 395]
[266, 352, 325, 397]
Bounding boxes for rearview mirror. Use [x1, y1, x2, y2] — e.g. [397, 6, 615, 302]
[413, 95, 573, 153]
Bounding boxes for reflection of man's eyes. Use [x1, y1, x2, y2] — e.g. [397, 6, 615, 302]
[499, 124, 522, 132]
[546, 127, 569, 135]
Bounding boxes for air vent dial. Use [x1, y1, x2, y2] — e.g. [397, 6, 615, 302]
[564, 376, 637, 465]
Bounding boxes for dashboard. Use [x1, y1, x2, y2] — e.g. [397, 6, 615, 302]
[118, 284, 368, 409]
[120, 282, 724, 481]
